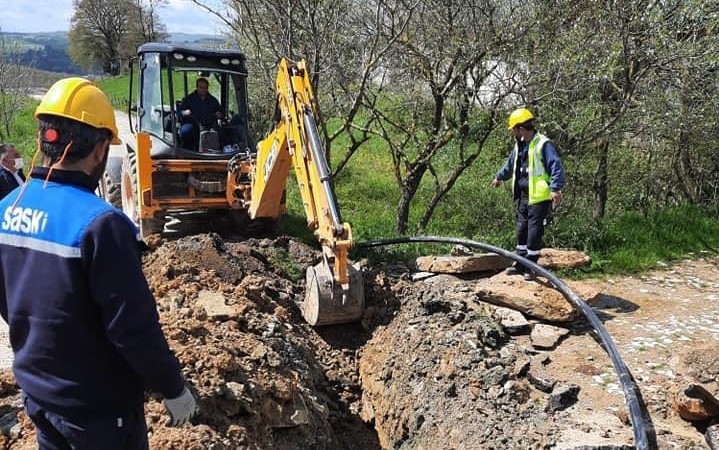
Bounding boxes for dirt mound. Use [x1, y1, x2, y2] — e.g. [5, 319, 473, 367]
[0, 233, 378, 449]
[359, 276, 575, 449]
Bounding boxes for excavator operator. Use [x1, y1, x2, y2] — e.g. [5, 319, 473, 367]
[179, 77, 223, 150]
[0, 77, 197, 449]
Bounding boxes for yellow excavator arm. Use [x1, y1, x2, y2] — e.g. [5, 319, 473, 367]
[249, 58, 364, 326]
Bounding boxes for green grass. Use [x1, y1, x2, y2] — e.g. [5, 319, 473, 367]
[596, 206, 719, 272]
[5, 101, 40, 161]
[551, 205, 719, 278]
[96, 75, 131, 110]
[266, 247, 305, 282]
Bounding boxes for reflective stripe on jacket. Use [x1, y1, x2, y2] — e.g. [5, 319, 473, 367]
[511, 133, 551, 205]
[0, 167, 184, 420]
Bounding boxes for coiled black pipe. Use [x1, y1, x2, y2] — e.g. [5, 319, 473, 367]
[358, 235, 650, 450]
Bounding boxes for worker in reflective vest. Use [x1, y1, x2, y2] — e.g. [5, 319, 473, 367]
[491, 108, 565, 280]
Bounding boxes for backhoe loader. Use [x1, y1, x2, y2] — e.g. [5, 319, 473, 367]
[101, 43, 363, 326]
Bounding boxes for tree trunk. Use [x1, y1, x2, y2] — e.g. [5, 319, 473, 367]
[396, 165, 427, 235]
[592, 138, 609, 220]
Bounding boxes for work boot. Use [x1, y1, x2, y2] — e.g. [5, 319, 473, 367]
[523, 253, 539, 281]
[505, 264, 523, 276]
[506, 251, 528, 275]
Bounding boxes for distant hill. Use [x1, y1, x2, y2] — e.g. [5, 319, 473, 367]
[0, 31, 229, 75]
[1, 32, 83, 74]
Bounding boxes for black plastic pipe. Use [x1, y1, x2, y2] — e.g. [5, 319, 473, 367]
[358, 235, 650, 450]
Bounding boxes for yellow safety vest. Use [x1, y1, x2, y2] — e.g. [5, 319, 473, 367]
[512, 133, 552, 205]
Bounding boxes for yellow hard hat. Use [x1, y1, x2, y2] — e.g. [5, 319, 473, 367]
[35, 77, 121, 144]
[507, 108, 534, 130]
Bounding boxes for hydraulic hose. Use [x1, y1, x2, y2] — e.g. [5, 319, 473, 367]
[358, 235, 651, 450]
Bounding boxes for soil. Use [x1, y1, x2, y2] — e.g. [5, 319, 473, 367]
[0, 228, 717, 450]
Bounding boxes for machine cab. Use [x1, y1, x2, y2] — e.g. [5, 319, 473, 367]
[129, 43, 255, 158]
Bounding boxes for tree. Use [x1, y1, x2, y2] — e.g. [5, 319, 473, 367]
[640, 1, 719, 207]
[189, 0, 409, 168]
[133, 0, 169, 43]
[69, 0, 168, 75]
[362, 0, 528, 233]
[524, 0, 719, 218]
[194, 0, 532, 234]
[0, 31, 33, 141]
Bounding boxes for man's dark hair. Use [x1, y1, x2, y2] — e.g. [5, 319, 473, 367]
[37, 115, 111, 164]
[0, 144, 17, 159]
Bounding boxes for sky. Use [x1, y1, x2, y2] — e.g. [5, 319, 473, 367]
[0, 0, 227, 35]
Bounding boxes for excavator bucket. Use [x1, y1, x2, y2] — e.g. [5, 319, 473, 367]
[303, 262, 364, 326]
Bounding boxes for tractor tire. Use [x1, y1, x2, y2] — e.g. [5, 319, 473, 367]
[121, 152, 165, 237]
[99, 156, 122, 208]
[101, 172, 122, 209]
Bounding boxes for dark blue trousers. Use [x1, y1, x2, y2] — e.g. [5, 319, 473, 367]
[516, 192, 552, 263]
[180, 123, 197, 151]
[23, 394, 149, 450]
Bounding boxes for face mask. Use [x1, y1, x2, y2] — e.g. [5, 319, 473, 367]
[14, 158, 23, 171]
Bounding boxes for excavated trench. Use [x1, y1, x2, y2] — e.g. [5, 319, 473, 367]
[0, 229, 713, 449]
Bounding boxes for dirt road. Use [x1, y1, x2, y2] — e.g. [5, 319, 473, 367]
[548, 254, 719, 448]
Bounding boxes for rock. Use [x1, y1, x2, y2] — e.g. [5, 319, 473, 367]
[673, 384, 719, 421]
[526, 354, 556, 393]
[706, 422, 719, 450]
[530, 324, 570, 349]
[475, 273, 577, 322]
[415, 254, 511, 274]
[485, 304, 530, 334]
[450, 245, 473, 256]
[8, 422, 21, 440]
[528, 369, 556, 393]
[483, 366, 509, 386]
[512, 358, 531, 378]
[546, 384, 580, 412]
[264, 392, 311, 429]
[538, 248, 591, 269]
[197, 290, 240, 319]
[678, 395, 719, 422]
[0, 411, 18, 435]
[411, 271, 436, 281]
[223, 382, 247, 400]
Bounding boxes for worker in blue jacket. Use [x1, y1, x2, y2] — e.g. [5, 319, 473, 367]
[491, 108, 565, 280]
[0, 77, 196, 450]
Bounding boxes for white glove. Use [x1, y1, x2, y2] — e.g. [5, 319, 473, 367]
[163, 387, 197, 427]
